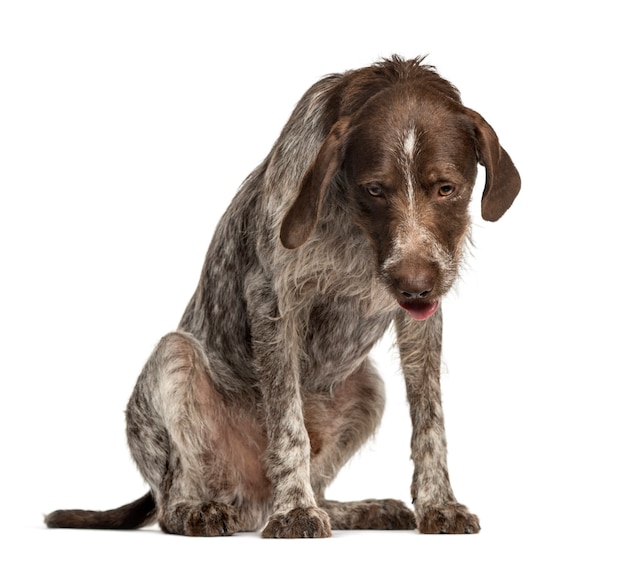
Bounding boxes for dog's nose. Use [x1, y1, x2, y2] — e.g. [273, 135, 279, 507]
[400, 287, 432, 300]
[395, 274, 435, 300]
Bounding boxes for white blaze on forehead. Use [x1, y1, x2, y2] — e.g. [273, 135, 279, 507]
[403, 128, 416, 156]
[400, 127, 418, 208]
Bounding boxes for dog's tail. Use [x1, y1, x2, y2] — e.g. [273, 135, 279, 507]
[44, 492, 156, 530]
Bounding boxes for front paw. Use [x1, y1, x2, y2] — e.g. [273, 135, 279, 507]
[160, 501, 241, 537]
[262, 507, 332, 538]
[418, 503, 480, 534]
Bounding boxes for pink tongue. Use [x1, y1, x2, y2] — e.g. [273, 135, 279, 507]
[399, 299, 439, 321]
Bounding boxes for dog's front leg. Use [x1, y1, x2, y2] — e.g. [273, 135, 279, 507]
[395, 307, 480, 534]
[246, 274, 332, 538]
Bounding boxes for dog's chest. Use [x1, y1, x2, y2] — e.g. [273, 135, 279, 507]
[299, 292, 395, 386]
[276, 232, 397, 385]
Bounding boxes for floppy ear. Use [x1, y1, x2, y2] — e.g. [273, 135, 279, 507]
[467, 109, 521, 221]
[280, 119, 351, 249]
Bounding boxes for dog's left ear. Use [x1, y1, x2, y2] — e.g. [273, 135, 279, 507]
[466, 109, 521, 221]
[280, 118, 351, 249]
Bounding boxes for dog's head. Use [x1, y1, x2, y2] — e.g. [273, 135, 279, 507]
[280, 60, 520, 320]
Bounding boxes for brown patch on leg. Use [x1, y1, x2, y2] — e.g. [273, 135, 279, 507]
[130, 332, 272, 534]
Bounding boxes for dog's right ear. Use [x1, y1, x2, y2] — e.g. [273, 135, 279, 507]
[280, 119, 351, 249]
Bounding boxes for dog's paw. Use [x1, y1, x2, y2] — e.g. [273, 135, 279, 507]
[418, 503, 480, 534]
[160, 501, 241, 537]
[262, 506, 332, 538]
[320, 498, 417, 530]
[363, 499, 418, 530]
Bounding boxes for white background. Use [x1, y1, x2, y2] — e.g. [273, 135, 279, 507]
[1, 1, 624, 559]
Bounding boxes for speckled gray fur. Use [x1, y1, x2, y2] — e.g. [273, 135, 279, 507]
[45, 56, 520, 537]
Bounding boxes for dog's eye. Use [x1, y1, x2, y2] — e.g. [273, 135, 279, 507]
[438, 185, 455, 197]
[366, 184, 384, 197]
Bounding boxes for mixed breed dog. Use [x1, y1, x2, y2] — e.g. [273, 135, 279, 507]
[45, 56, 520, 537]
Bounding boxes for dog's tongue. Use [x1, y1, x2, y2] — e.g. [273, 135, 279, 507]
[399, 299, 439, 321]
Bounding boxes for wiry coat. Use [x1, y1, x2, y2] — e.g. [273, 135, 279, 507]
[45, 56, 520, 537]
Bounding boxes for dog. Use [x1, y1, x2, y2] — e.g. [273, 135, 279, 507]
[45, 56, 520, 537]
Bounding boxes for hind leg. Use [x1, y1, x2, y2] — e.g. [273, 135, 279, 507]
[306, 359, 416, 530]
[126, 332, 272, 536]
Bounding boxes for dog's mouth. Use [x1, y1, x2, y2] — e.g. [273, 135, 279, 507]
[398, 299, 439, 321]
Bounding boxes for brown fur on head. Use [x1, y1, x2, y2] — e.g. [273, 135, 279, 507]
[280, 57, 520, 319]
